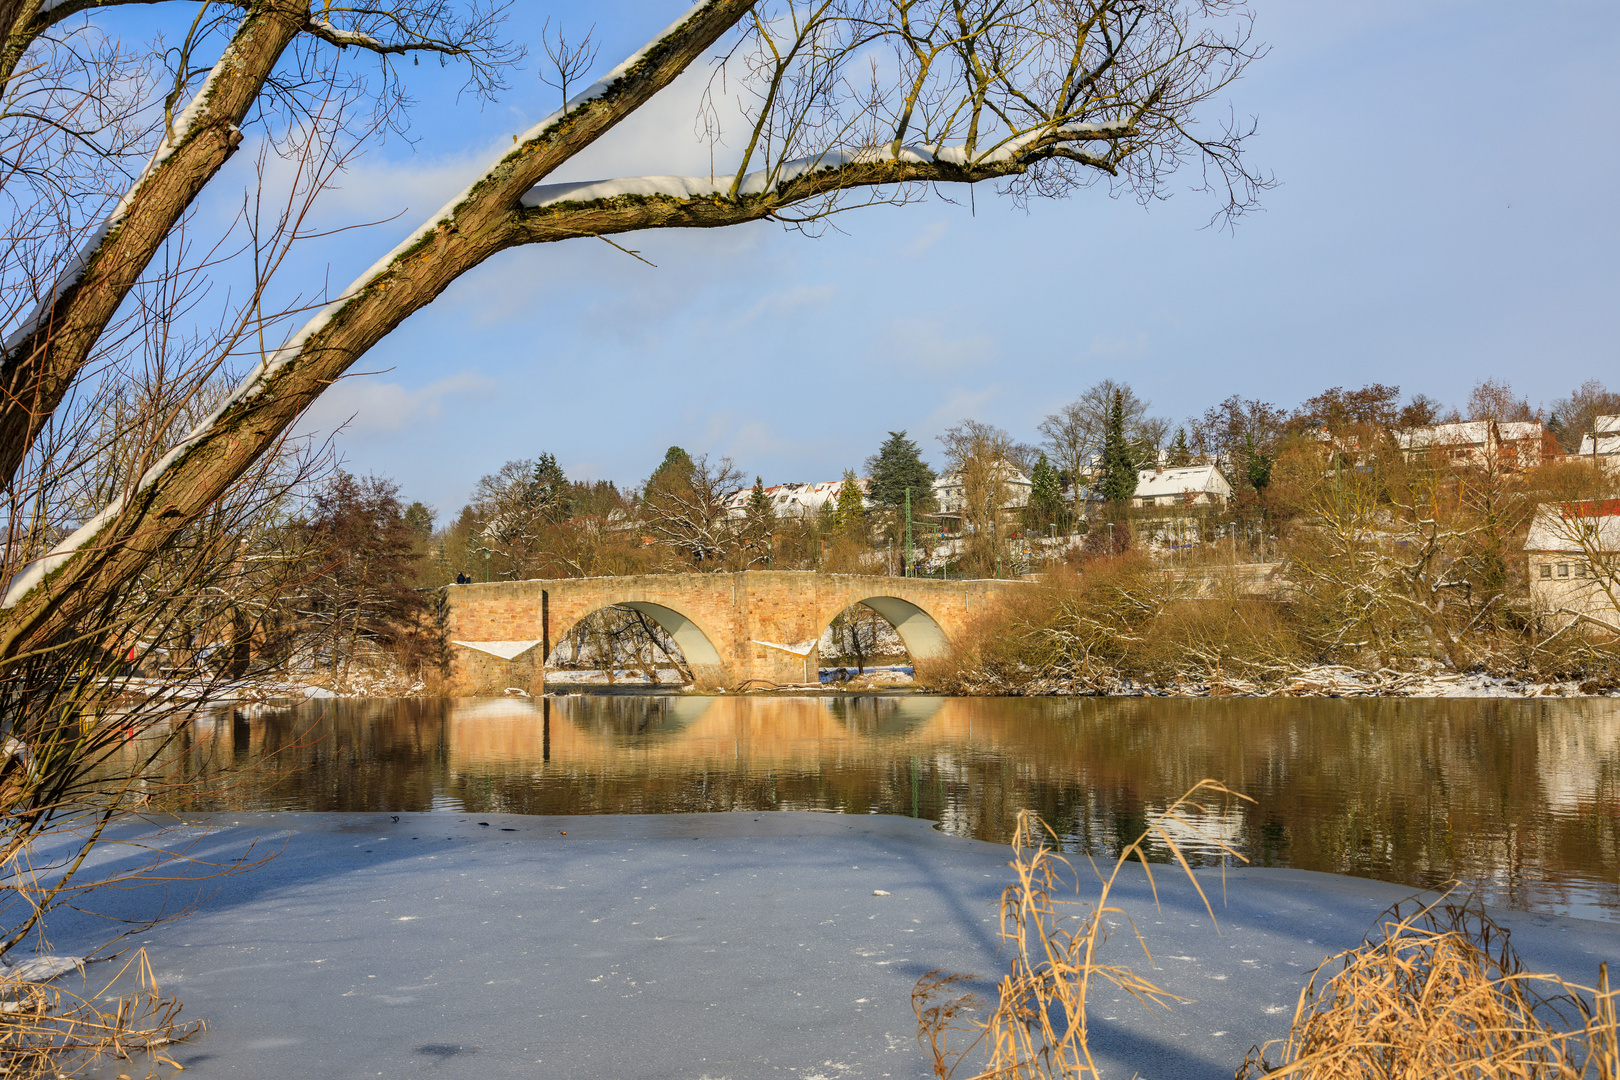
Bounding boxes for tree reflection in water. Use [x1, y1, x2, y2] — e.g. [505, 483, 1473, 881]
[144, 695, 1619, 920]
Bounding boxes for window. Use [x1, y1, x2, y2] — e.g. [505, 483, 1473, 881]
[1575, 563, 1587, 578]
[1540, 564, 1552, 579]
[1557, 563, 1570, 577]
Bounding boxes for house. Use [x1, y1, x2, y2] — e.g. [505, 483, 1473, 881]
[931, 461, 1031, 515]
[1525, 500, 1620, 634]
[931, 460, 1031, 533]
[724, 478, 867, 519]
[1576, 415, 1620, 476]
[1129, 464, 1232, 510]
[1397, 419, 1553, 471]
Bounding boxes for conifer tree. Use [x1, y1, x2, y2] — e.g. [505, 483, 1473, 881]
[530, 452, 572, 522]
[1099, 389, 1139, 504]
[746, 476, 773, 521]
[1028, 455, 1064, 528]
[745, 476, 775, 567]
[1168, 428, 1193, 467]
[866, 431, 937, 512]
[646, 446, 694, 494]
[834, 469, 867, 539]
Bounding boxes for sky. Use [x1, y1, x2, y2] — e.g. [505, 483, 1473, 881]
[189, 1, 1620, 519]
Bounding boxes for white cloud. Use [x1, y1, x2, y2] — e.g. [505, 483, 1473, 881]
[877, 317, 1000, 374]
[919, 386, 1004, 439]
[903, 221, 949, 258]
[1087, 331, 1150, 358]
[731, 283, 838, 328]
[297, 370, 496, 437]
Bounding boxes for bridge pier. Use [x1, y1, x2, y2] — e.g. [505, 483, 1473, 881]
[443, 571, 1023, 694]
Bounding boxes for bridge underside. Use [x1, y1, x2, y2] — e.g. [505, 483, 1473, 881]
[444, 571, 1023, 693]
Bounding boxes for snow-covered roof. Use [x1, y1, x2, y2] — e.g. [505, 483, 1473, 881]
[1497, 421, 1547, 442]
[1133, 465, 1230, 499]
[1596, 415, 1620, 433]
[933, 462, 1031, 490]
[1526, 501, 1620, 553]
[1397, 421, 1492, 449]
[724, 478, 867, 516]
[1577, 432, 1620, 456]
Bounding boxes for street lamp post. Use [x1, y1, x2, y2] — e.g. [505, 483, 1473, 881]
[904, 487, 913, 578]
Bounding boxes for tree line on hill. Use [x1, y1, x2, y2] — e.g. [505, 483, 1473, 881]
[115, 375, 1616, 687]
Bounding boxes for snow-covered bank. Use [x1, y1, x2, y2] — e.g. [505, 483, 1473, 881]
[944, 662, 1620, 699]
[28, 812, 1615, 1080]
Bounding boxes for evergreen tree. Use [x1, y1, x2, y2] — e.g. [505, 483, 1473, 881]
[1099, 389, 1138, 504]
[1243, 433, 1273, 492]
[834, 469, 866, 538]
[816, 497, 837, 537]
[865, 430, 937, 512]
[744, 477, 775, 566]
[1167, 428, 1192, 467]
[646, 446, 694, 495]
[1028, 455, 1064, 527]
[529, 452, 572, 522]
[402, 501, 435, 537]
[746, 476, 773, 521]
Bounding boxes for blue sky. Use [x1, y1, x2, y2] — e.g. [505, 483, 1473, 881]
[238, 2, 1619, 518]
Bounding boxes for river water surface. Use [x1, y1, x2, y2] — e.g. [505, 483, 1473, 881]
[164, 694, 1620, 921]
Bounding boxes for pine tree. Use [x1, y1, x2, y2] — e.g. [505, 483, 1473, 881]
[834, 469, 866, 538]
[1168, 428, 1192, 467]
[646, 446, 693, 496]
[402, 501, 435, 537]
[1099, 389, 1138, 504]
[865, 430, 936, 512]
[746, 476, 772, 521]
[816, 497, 837, 537]
[1243, 433, 1273, 492]
[745, 477, 775, 567]
[530, 452, 572, 522]
[1028, 455, 1064, 527]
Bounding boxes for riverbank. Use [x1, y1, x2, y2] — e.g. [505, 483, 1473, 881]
[944, 664, 1620, 699]
[39, 811, 1617, 1080]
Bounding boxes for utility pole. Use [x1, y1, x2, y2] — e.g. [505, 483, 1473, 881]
[904, 487, 913, 578]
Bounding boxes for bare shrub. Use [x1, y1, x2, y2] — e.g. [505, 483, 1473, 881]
[921, 558, 1302, 692]
[1239, 893, 1620, 1080]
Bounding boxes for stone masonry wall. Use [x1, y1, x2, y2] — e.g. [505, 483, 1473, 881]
[444, 571, 1024, 694]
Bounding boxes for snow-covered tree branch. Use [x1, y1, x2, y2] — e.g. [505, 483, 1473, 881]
[0, 0, 1264, 662]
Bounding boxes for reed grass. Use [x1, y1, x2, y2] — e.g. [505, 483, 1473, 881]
[913, 779, 1252, 1079]
[916, 790, 1620, 1080]
[0, 948, 199, 1078]
[1239, 893, 1619, 1080]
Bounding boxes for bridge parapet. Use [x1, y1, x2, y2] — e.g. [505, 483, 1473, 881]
[444, 570, 1028, 694]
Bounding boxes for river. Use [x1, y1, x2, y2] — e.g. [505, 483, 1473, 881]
[151, 693, 1620, 921]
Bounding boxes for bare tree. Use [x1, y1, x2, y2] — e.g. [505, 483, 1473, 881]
[939, 419, 1025, 576]
[1548, 379, 1620, 453]
[1466, 378, 1536, 423]
[1039, 379, 1154, 512]
[640, 454, 748, 570]
[0, 0, 1266, 664]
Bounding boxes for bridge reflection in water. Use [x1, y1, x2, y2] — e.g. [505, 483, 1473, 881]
[153, 694, 1620, 921]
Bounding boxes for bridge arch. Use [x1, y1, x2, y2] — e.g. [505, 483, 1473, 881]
[547, 599, 726, 683]
[826, 594, 950, 661]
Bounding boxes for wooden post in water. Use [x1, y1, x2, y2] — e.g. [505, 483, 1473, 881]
[536, 589, 551, 697]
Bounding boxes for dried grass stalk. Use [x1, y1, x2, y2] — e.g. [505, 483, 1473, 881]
[1239, 892, 1620, 1080]
[0, 948, 199, 1079]
[914, 779, 1252, 1079]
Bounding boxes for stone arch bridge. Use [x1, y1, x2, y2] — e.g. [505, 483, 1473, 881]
[444, 571, 1028, 693]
